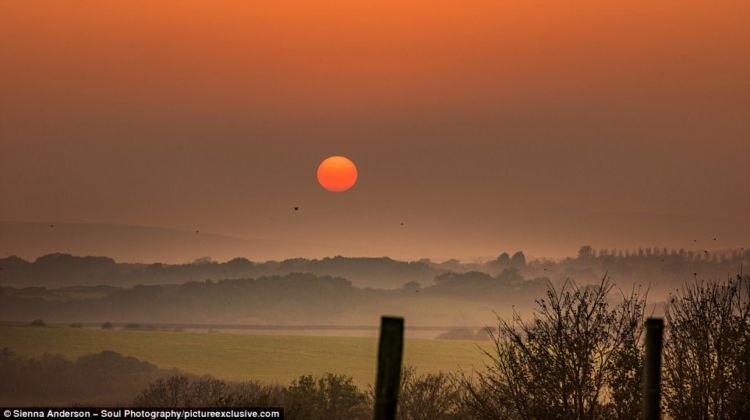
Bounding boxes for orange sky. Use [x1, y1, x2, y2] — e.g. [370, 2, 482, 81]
[1, 0, 748, 261]
[2, 1, 747, 113]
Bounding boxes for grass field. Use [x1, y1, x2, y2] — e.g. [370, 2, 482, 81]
[0, 326, 491, 387]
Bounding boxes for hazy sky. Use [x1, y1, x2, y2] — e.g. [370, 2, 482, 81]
[1, 0, 748, 261]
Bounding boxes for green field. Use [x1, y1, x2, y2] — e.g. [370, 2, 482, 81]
[0, 326, 491, 387]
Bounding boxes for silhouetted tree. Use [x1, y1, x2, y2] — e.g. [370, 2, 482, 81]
[284, 374, 369, 420]
[510, 252, 526, 267]
[663, 275, 750, 419]
[496, 252, 511, 266]
[395, 367, 463, 420]
[134, 375, 193, 407]
[461, 276, 645, 419]
[578, 246, 594, 259]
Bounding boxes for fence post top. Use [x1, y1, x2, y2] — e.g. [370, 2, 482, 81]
[380, 316, 404, 326]
[645, 318, 664, 328]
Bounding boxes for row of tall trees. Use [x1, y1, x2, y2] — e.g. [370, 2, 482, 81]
[577, 245, 749, 262]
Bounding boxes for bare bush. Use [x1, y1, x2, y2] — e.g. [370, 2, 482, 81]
[461, 276, 645, 419]
[133, 375, 194, 407]
[395, 367, 463, 420]
[135, 373, 365, 419]
[221, 381, 285, 407]
[663, 275, 750, 419]
[284, 374, 369, 420]
[133, 376, 284, 408]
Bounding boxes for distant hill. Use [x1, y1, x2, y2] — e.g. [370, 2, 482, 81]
[0, 252, 445, 289]
[0, 221, 317, 264]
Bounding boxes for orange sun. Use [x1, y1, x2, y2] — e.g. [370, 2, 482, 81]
[317, 156, 358, 192]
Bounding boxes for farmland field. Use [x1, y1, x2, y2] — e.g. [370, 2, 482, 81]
[0, 326, 490, 387]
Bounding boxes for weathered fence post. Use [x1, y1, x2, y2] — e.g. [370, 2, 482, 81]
[374, 316, 404, 420]
[642, 317, 664, 420]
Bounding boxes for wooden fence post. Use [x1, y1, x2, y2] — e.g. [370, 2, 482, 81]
[374, 316, 404, 420]
[642, 317, 664, 420]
